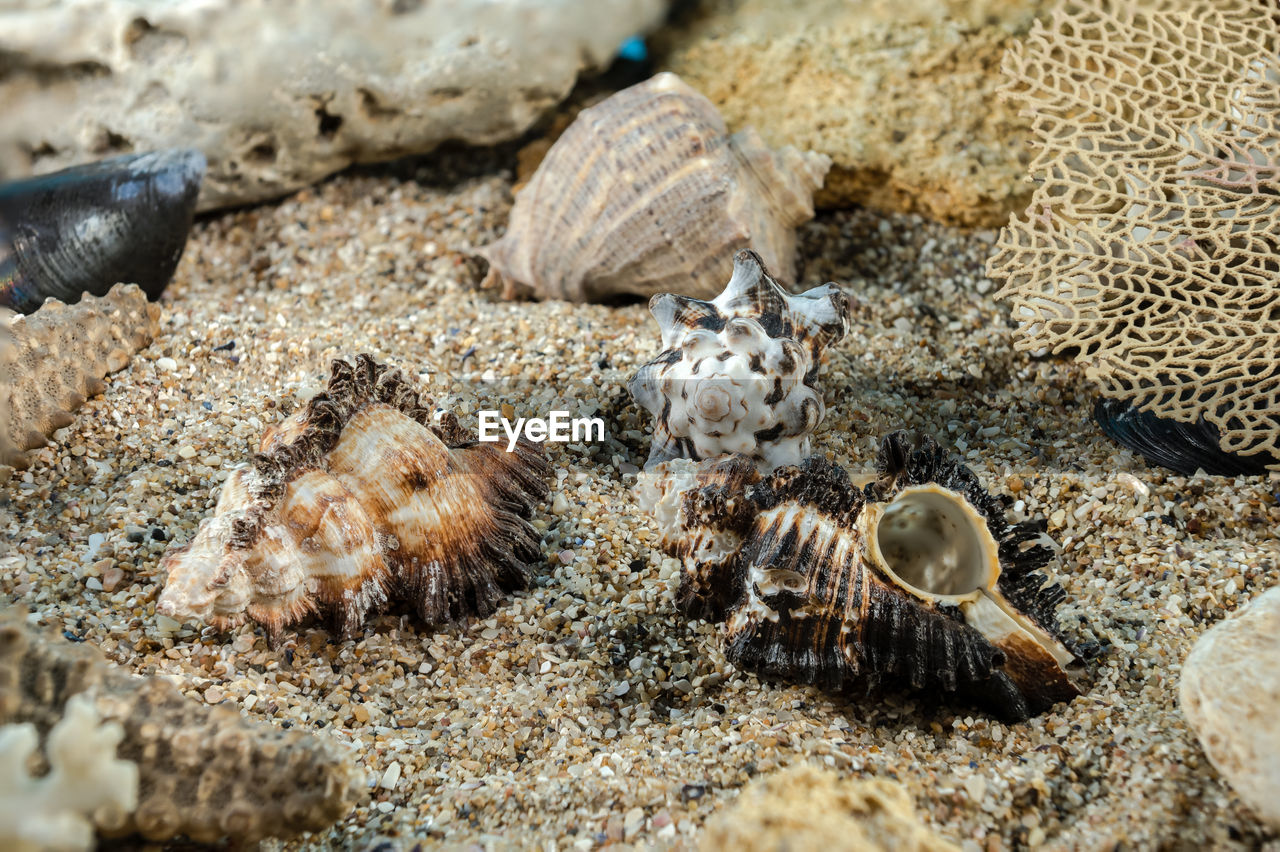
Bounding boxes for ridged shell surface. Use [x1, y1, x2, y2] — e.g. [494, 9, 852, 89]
[157, 354, 552, 644]
[1, 282, 160, 469]
[0, 149, 205, 313]
[638, 431, 1081, 720]
[628, 249, 849, 469]
[480, 72, 831, 303]
[0, 612, 363, 844]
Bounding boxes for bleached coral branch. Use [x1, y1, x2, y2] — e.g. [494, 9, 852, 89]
[0, 695, 138, 852]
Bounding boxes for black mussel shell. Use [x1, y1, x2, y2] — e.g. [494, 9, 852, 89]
[1094, 398, 1278, 476]
[0, 149, 206, 314]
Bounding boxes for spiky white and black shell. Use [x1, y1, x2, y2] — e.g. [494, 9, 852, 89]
[628, 249, 849, 470]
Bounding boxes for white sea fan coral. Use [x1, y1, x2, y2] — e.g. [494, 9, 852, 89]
[0, 695, 138, 852]
[987, 0, 1280, 469]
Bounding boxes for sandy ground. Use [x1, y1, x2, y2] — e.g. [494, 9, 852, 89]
[2, 144, 1279, 851]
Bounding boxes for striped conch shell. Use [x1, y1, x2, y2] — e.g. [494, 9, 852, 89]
[480, 72, 831, 303]
[157, 354, 552, 644]
[0, 282, 159, 469]
[638, 432, 1082, 721]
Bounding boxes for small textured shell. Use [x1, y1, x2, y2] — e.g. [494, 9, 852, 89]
[639, 432, 1081, 720]
[628, 249, 849, 470]
[1, 282, 160, 469]
[480, 72, 831, 303]
[0, 612, 363, 844]
[157, 354, 551, 644]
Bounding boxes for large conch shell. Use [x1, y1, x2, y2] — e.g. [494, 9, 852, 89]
[1, 282, 160, 469]
[0, 149, 205, 313]
[639, 432, 1081, 720]
[157, 354, 552, 644]
[479, 72, 831, 303]
[628, 249, 849, 470]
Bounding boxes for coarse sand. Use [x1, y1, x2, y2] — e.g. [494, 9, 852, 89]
[3, 145, 1278, 851]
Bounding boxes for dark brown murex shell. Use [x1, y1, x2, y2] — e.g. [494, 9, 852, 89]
[157, 354, 551, 643]
[648, 432, 1082, 720]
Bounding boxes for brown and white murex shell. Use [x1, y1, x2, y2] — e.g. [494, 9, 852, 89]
[158, 355, 551, 643]
[641, 432, 1082, 720]
[480, 72, 831, 303]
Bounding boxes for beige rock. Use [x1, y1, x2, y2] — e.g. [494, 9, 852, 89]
[698, 764, 959, 851]
[1181, 586, 1280, 828]
[659, 0, 1046, 227]
[0, 0, 669, 211]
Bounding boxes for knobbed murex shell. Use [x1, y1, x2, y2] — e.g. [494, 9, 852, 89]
[0, 149, 205, 313]
[1, 283, 160, 469]
[628, 249, 850, 470]
[479, 72, 831, 303]
[639, 431, 1082, 720]
[157, 354, 552, 644]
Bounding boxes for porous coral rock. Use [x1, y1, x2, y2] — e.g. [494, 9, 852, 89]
[988, 0, 1280, 471]
[1180, 586, 1280, 829]
[0, 695, 138, 852]
[659, 0, 1047, 226]
[0, 283, 159, 468]
[0, 0, 669, 211]
[698, 764, 960, 852]
[0, 613, 365, 845]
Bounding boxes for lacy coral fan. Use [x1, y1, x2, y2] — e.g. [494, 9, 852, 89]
[158, 354, 551, 643]
[987, 0, 1280, 473]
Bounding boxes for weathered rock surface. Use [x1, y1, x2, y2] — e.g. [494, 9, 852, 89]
[659, 0, 1046, 227]
[699, 764, 960, 851]
[1180, 586, 1280, 828]
[0, 0, 668, 211]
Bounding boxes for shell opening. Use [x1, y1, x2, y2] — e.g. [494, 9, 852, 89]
[872, 485, 999, 599]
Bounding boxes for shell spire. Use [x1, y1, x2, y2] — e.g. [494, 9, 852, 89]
[640, 432, 1082, 720]
[1, 282, 160, 469]
[157, 354, 552, 644]
[480, 72, 831, 303]
[629, 249, 850, 470]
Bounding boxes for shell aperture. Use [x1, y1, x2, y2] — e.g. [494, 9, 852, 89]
[639, 432, 1082, 720]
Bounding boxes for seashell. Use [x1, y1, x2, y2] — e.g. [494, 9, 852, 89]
[1, 282, 160, 469]
[479, 72, 831, 303]
[0, 149, 205, 314]
[157, 354, 552, 644]
[1093, 398, 1278, 477]
[639, 431, 1081, 720]
[0, 611, 364, 845]
[628, 249, 849, 470]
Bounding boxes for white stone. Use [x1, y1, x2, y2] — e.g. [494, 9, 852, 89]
[1180, 586, 1280, 828]
[0, 0, 668, 210]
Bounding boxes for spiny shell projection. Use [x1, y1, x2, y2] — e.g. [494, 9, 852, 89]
[986, 0, 1280, 474]
[0, 612, 364, 845]
[158, 354, 552, 643]
[480, 72, 831, 303]
[628, 249, 849, 470]
[639, 432, 1081, 720]
[1, 282, 160, 469]
[0, 149, 205, 313]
